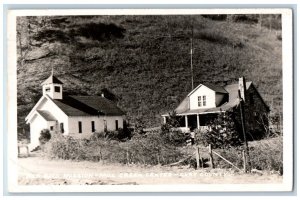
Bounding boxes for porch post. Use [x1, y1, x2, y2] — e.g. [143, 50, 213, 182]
[185, 115, 188, 128]
[197, 114, 200, 129]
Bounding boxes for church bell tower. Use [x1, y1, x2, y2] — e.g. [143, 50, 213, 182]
[41, 71, 63, 100]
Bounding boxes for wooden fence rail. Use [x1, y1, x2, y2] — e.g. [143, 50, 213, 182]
[212, 150, 242, 172]
[193, 144, 244, 172]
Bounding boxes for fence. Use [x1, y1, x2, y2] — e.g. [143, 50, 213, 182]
[194, 144, 247, 173]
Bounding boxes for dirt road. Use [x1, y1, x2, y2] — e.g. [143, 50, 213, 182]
[18, 155, 282, 185]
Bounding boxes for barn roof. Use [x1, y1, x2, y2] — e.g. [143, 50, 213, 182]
[52, 95, 125, 116]
[163, 81, 254, 116]
[36, 110, 57, 121]
[41, 75, 63, 85]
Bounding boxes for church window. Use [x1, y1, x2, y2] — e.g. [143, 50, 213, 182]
[60, 123, 64, 133]
[78, 121, 82, 133]
[91, 121, 95, 132]
[115, 120, 119, 130]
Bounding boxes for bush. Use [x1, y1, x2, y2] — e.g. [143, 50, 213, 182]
[160, 110, 187, 146]
[39, 129, 51, 145]
[197, 112, 243, 149]
[90, 127, 132, 142]
[44, 134, 88, 160]
[160, 129, 188, 147]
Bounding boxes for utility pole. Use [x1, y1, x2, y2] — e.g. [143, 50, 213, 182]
[238, 90, 251, 172]
[190, 20, 194, 90]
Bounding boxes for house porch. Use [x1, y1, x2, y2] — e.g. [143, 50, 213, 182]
[163, 112, 222, 133]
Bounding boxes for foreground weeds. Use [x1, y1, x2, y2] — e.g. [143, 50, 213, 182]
[44, 132, 282, 173]
[213, 136, 283, 173]
[44, 131, 185, 165]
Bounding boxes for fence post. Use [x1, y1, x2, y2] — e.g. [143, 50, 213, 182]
[242, 150, 246, 173]
[126, 149, 129, 165]
[208, 144, 214, 168]
[26, 146, 29, 157]
[195, 147, 200, 169]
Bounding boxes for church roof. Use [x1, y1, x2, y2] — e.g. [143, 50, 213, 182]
[41, 75, 63, 85]
[52, 95, 125, 116]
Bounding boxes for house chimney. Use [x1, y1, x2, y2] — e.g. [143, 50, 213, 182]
[238, 76, 246, 101]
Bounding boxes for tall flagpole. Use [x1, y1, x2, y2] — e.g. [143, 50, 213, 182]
[190, 20, 194, 90]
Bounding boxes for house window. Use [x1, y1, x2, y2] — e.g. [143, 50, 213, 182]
[91, 121, 95, 132]
[115, 120, 119, 130]
[60, 123, 64, 133]
[78, 121, 82, 133]
[50, 126, 54, 131]
[198, 96, 202, 107]
[55, 86, 60, 93]
[203, 95, 206, 106]
[45, 87, 50, 92]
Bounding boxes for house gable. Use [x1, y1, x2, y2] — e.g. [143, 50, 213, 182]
[189, 84, 217, 110]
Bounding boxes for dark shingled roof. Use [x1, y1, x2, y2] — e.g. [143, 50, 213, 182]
[52, 95, 125, 116]
[204, 84, 228, 94]
[36, 110, 57, 121]
[170, 82, 253, 115]
[41, 75, 63, 85]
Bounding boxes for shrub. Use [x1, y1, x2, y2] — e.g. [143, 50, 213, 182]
[160, 111, 187, 146]
[44, 134, 87, 160]
[198, 112, 243, 149]
[160, 129, 188, 147]
[39, 129, 51, 145]
[90, 127, 132, 142]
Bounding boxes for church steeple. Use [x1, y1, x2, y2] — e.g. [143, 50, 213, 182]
[41, 72, 63, 100]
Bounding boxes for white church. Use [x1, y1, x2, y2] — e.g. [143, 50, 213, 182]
[25, 73, 125, 150]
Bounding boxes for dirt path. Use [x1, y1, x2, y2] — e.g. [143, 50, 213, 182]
[18, 156, 282, 185]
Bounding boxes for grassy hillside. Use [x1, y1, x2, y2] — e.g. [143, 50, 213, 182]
[16, 15, 282, 135]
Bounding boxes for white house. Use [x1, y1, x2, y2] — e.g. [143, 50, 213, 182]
[162, 77, 269, 138]
[25, 73, 125, 150]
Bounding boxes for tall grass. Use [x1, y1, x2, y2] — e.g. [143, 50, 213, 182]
[44, 130, 185, 165]
[213, 136, 283, 173]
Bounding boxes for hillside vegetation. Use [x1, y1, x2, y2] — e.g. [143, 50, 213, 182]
[17, 14, 282, 136]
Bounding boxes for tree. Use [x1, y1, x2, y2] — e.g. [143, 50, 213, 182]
[198, 112, 243, 149]
[39, 129, 51, 145]
[161, 110, 180, 134]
